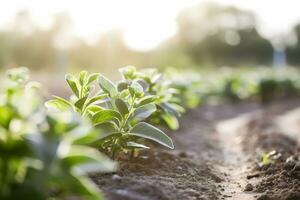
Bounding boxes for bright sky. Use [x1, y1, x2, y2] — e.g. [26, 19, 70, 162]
[1, 0, 300, 51]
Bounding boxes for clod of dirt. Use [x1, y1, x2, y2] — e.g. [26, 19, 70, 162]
[244, 183, 254, 191]
[247, 173, 260, 179]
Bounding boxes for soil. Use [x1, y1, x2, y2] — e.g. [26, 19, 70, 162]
[91, 99, 300, 200]
[239, 103, 300, 200]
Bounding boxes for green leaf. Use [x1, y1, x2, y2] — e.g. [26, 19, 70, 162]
[129, 81, 144, 97]
[137, 95, 157, 106]
[0, 106, 14, 129]
[87, 73, 100, 84]
[45, 96, 73, 111]
[117, 81, 128, 92]
[85, 94, 108, 107]
[75, 96, 88, 110]
[93, 122, 120, 139]
[151, 73, 163, 83]
[132, 103, 156, 121]
[129, 122, 174, 149]
[98, 75, 117, 97]
[160, 102, 184, 117]
[126, 141, 149, 149]
[86, 105, 104, 115]
[63, 146, 117, 173]
[136, 79, 149, 91]
[64, 175, 104, 200]
[162, 114, 179, 130]
[119, 89, 130, 99]
[79, 71, 88, 86]
[115, 98, 128, 116]
[119, 65, 136, 79]
[92, 110, 122, 125]
[66, 74, 80, 97]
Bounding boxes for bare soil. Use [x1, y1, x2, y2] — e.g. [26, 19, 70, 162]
[91, 99, 300, 200]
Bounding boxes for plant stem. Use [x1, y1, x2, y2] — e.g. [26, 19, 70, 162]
[119, 95, 136, 131]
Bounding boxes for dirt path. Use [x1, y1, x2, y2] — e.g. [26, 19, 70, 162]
[217, 113, 258, 200]
[92, 99, 300, 200]
[216, 99, 300, 200]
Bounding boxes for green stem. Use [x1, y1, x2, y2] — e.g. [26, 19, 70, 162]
[111, 136, 119, 159]
[119, 95, 136, 131]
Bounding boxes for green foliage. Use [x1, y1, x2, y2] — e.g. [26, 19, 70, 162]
[259, 150, 281, 167]
[0, 68, 116, 200]
[119, 66, 185, 130]
[174, 68, 300, 105]
[47, 69, 174, 159]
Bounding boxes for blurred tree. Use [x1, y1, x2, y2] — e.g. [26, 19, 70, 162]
[173, 3, 273, 66]
[68, 29, 154, 73]
[286, 24, 300, 66]
[0, 4, 281, 72]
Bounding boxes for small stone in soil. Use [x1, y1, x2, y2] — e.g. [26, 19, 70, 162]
[178, 151, 188, 158]
[244, 183, 254, 191]
[112, 174, 122, 180]
[247, 173, 260, 179]
[257, 194, 271, 200]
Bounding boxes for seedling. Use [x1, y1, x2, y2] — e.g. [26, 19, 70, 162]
[46, 70, 174, 159]
[0, 68, 116, 200]
[258, 150, 281, 167]
[119, 66, 185, 130]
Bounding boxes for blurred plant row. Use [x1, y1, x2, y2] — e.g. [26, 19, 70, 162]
[168, 67, 300, 106]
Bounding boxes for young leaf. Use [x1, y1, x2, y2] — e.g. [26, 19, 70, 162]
[0, 106, 13, 129]
[119, 89, 130, 99]
[66, 74, 80, 97]
[137, 95, 157, 106]
[79, 71, 88, 86]
[126, 141, 149, 149]
[117, 81, 128, 92]
[129, 122, 174, 149]
[87, 73, 100, 84]
[132, 103, 156, 121]
[92, 110, 122, 125]
[99, 75, 117, 98]
[45, 96, 73, 111]
[63, 146, 117, 173]
[85, 94, 108, 107]
[162, 114, 179, 130]
[119, 65, 136, 79]
[86, 105, 104, 115]
[75, 96, 88, 110]
[159, 102, 182, 117]
[129, 81, 144, 97]
[136, 79, 149, 91]
[115, 98, 129, 116]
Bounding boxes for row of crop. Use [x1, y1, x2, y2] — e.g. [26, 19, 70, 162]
[0, 66, 189, 200]
[168, 67, 300, 106]
[1, 66, 299, 199]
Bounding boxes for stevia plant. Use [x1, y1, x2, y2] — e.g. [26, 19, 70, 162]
[118, 66, 185, 130]
[258, 150, 281, 167]
[46, 70, 174, 159]
[0, 68, 116, 200]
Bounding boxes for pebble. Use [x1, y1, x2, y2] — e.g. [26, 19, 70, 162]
[112, 174, 122, 180]
[179, 151, 188, 158]
[244, 183, 254, 191]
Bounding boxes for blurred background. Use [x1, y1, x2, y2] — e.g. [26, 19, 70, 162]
[0, 0, 300, 75]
